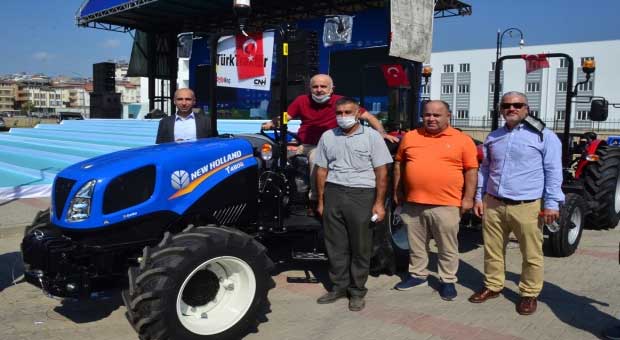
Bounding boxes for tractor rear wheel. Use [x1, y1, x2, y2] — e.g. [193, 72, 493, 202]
[370, 197, 409, 275]
[123, 226, 274, 340]
[386, 198, 410, 273]
[546, 193, 586, 257]
[583, 145, 620, 229]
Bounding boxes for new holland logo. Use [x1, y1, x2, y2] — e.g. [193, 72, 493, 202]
[171, 170, 190, 190]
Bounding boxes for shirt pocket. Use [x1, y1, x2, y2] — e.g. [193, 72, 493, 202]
[351, 148, 371, 169]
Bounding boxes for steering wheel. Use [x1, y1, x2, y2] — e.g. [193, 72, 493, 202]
[259, 127, 299, 145]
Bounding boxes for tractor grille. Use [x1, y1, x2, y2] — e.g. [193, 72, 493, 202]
[213, 204, 246, 225]
[54, 177, 76, 218]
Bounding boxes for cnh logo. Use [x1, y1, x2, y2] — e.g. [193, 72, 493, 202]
[253, 78, 266, 85]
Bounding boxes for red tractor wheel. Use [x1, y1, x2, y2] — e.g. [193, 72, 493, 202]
[583, 145, 620, 229]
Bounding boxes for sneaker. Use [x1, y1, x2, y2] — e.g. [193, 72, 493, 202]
[348, 296, 365, 311]
[394, 275, 428, 291]
[439, 283, 457, 301]
[603, 325, 620, 340]
[316, 290, 347, 304]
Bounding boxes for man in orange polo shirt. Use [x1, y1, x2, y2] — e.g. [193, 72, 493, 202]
[393, 100, 478, 300]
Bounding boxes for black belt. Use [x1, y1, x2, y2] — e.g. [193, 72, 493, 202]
[488, 194, 536, 205]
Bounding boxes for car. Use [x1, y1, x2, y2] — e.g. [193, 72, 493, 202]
[58, 112, 84, 121]
[0, 117, 8, 131]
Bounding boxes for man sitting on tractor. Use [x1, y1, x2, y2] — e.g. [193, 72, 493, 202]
[261, 74, 398, 213]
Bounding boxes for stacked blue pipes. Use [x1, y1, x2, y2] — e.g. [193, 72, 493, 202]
[0, 119, 300, 200]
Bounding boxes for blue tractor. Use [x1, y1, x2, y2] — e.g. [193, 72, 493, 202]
[20, 1, 475, 339]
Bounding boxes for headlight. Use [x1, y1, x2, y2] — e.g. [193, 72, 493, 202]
[260, 143, 273, 161]
[66, 180, 96, 222]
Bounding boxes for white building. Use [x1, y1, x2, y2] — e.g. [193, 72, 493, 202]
[425, 39, 620, 130]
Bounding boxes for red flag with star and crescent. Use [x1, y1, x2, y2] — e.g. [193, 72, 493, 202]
[522, 54, 550, 73]
[235, 33, 265, 80]
[380, 64, 409, 87]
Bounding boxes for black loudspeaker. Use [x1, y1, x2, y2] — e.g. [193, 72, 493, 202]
[275, 30, 319, 83]
[268, 81, 306, 115]
[90, 92, 122, 118]
[93, 62, 116, 93]
[269, 30, 319, 115]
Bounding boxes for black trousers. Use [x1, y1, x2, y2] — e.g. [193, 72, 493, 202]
[323, 183, 375, 297]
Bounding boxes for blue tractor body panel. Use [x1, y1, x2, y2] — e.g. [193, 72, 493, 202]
[52, 137, 257, 230]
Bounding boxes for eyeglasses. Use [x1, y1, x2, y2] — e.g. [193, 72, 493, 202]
[500, 103, 527, 110]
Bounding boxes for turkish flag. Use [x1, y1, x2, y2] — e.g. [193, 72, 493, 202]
[523, 54, 550, 73]
[380, 64, 409, 87]
[235, 33, 265, 80]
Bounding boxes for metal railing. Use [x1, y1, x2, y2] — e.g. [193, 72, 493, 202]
[451, 117, 620, 133]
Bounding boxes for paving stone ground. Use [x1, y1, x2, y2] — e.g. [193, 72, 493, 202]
[0, 197, 619, 340]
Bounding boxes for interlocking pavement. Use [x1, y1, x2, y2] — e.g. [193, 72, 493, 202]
[1, 197, 618, 340]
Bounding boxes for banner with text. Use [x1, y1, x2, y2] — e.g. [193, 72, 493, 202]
[216, 31, 274, 91]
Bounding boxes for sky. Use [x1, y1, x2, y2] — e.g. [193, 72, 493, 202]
[1, 0, 620, 77]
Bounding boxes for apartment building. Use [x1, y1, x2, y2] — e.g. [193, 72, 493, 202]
[0, 81, 17, 112]
[426, 40, 620, 130]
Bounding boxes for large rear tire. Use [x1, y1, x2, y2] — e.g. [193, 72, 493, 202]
[123, 226, 274, 340]
[546, 193, 586, 257]
[370, 198, 409, 275]
[386, 199, 410, 273]
[583, 145, 620, 229]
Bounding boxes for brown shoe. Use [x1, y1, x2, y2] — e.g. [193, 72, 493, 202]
[468, 287, 501, 303]
[516, 296, 537, 315]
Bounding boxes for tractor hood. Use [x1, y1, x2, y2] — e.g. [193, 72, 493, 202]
[51, 137, 257, 229]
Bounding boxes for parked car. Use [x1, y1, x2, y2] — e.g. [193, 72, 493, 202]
[0, 117, 8, 131]
[57, 112, 84, 122]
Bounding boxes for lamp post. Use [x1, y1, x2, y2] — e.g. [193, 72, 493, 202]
[492, 28, 525, 130]
[70, 72, 88, 118]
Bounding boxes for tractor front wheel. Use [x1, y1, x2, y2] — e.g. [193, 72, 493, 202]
[123, 226, 274, 340]
[546, 193, 586, 257]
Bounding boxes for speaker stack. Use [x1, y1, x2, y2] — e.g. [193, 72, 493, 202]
[270, 30, 319, 115]
[90, 62, 122, 118]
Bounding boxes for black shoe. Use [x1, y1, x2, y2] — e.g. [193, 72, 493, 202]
[317, 291, 347, 304]
[348, 296, 365, 311]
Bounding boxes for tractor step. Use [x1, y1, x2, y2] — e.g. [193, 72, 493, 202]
[286, 269, 320, 284]
[291, 250, 328, 261]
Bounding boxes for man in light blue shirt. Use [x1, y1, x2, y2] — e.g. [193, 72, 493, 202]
[469, 91, 564, 316]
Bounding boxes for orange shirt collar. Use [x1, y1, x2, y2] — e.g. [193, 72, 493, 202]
[418, 126, 458, 137]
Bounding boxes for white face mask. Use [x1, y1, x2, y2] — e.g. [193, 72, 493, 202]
[311, 94, 331, 104]
[336, 116, 357, 130]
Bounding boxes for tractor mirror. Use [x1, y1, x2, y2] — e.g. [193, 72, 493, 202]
[589, 99, 608, 121]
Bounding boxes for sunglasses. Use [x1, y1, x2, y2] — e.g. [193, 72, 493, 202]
[500, 102, 527, 109]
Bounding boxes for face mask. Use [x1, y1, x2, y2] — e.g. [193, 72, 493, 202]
[337, 116, 357, 129]
[311, 94, 331, 104]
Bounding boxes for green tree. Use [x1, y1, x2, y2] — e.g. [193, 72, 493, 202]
[20, 100, 36, 116]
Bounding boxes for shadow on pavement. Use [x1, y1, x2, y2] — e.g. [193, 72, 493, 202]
[502, 271, 616, 339]
[0, 198, 18, 207]
[0, 251, 24, 292]
[52, 289, 123, 323]
[458, 227, 483, 253]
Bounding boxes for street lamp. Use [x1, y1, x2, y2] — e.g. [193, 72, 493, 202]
[492, 28, 525, 130]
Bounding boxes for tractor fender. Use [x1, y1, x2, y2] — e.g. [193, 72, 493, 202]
[575, 139, 605, 179]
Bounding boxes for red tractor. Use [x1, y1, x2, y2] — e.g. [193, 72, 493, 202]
[492, 54, 617, 257]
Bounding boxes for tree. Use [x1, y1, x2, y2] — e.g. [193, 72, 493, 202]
[20, 100, 36, 116]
